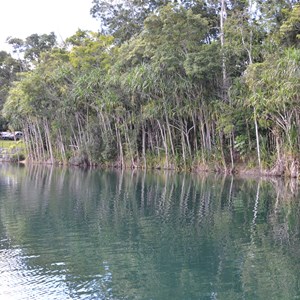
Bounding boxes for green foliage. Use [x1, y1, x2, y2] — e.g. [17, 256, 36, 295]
[279, 4, 300, 47]
[0, 51, 24, 129]
[7, 32, 57, 64]
[67, 31, 114, 70]
[0, 139, 25, 149]
[234, 135, 248, 156]
[90, 0, 171, 42]
[1, 1, 300, 172]
[184, 43, 221, 80]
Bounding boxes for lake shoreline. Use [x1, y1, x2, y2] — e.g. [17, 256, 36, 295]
[10, 157, 299, 179]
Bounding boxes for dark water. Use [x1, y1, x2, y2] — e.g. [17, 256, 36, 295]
[0, 164, 300, 300]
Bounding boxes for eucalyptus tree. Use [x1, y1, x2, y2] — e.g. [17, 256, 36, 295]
[90, 0, 172, 42]
[7, 32, 57, 65]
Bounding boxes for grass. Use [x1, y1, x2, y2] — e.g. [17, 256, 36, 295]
[0, 139, 25, 149]
[0, 139, 26, 162]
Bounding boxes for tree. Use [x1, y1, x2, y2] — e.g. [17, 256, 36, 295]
[0, 51, 23, 130]
[90, 0, 185, 42]
[279, 4, 300, 47]
[0, 51, 22, 104]
[7, 32, 57, 64]
[66, 30, 114, 70]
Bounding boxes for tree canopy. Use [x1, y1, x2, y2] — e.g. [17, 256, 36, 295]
[0, 1, 299, 175]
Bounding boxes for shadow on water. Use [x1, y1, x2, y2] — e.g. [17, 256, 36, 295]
[0, 163, 300, 299]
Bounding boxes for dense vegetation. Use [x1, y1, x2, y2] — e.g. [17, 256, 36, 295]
[0, 1, 299, 175]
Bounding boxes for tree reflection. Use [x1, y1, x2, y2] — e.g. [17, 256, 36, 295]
[0, 165, 300, 299]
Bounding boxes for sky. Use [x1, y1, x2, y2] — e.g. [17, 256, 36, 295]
[0, 0, 100, 52]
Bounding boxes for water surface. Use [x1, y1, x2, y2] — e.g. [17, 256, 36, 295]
[0, 164, 300, 299]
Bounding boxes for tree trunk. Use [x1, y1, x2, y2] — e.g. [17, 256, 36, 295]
[44, 119, 54, 164]
[229, 133, 235, 172]
[157, 120, 169, 168]
[36, 120, 46, 161]
[220, 0, 228, 102]
[115, 123, 124, 169]
[254, 107, 262, 172]
[164, 104, 175, 157]
[142, 124, 147, 169]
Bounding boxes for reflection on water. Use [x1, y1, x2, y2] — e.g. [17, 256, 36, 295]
[0, 163, 300, 299]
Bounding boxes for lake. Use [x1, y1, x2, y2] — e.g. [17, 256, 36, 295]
[0, 164, 300, 299]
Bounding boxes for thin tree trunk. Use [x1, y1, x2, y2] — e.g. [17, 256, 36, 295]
[75, 113, 84, 149]
[219, 131, 227, 172]
[220, 0, 228, 102]
[142, 124, 147, 169]
[180, 120, 186, 169]
[192, 112, 198, 154]
[254, 107, 262, 172]
[184, 120, 192, 157]
[157, 120, 169, 168]
[58, 128, 67, 163]
[164, 105, 175, 157]
[23, 124, 32, 161]
[36, 120, 46, 161]
[115, 123, 124, 169]
[32, 122, 40, 161]
[124, 121, 135, 168]
[44, 119, 54, 164]
[229, 133, 235, 172]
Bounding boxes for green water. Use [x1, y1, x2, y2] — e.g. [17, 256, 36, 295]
[0, 164, 300, 299]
